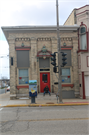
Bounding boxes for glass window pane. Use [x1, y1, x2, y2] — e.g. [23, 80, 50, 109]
[19, 77, 29, 84]
[80, 27, 86, 33]
[19, 70, 23, 77]
[19, 69, 28, 84]
[40, 69, 50, 71]
[19, 69, 28, 77]
[61, 68, 71, 83]
[62, 69, 70, 76]
[42, 74, 47, 83]
[80, 34, 87, 50]
[61, 76, 71, 83]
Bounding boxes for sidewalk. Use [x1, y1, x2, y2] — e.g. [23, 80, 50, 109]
[0, 92, 89, 107]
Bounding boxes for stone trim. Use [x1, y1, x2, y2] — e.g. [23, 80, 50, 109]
[74, 91, 80, 94]
[62, 84, 74, 88]
[61, 37, 72, 41]
[16, 94, 29, 97]
[15, 38, 30, 41]
[10, 94, 16, 97]
[37, 38, 51, 41]
[15, 46, 31, 50]
[17, 85, 29, 90]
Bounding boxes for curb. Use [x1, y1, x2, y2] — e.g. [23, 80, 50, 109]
[2, 103, 89, 107]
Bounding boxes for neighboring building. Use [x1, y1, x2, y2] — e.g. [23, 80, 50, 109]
[64, 5, 89, 99]
[2, 25, 79, 99]
[0, 79, 10, 88]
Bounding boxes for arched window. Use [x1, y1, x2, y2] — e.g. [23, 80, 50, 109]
[80, 26, 87, 50]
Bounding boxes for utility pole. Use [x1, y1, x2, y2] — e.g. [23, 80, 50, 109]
[56, 0, 62, 103]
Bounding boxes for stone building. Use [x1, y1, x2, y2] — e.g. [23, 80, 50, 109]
[64, 5, 89, 99]
[2, 25, 79, 99]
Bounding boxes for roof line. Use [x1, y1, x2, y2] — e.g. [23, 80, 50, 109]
[76, 5, 89, 10]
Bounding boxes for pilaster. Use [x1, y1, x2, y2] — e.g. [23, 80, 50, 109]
[8, 39, 16, 99]
[30, 38, 37, 80]
[72, 37, 79, 97]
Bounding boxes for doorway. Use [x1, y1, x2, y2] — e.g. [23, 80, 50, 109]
[40, 72, 50, 93]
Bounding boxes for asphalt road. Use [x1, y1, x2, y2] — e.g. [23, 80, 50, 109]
[0, 106, 89, 135]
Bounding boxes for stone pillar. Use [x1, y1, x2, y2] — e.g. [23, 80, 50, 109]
[72, 37, 79, 97]
[51, 38, 58, 92]
[30, 38, 37, 80]
[8, 39, 16, 99]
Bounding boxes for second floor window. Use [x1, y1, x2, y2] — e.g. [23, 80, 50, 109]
[80, 27, 87, 50]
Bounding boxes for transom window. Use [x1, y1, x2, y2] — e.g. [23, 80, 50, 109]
[61, 68, 71, 83]
[19, 69, 29, 84]
[80, 26, 87, 50]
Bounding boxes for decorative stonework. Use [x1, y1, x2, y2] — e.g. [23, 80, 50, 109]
[61, 37, 72, 41]
[42, 46, 47, 53]
[15, 38, 30, 41]
[37, 46, 51, 57]
[63, 42, 66, 46]
[37, 38, 51, 41]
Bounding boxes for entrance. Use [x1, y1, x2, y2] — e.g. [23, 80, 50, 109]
[40, 72, 50, 93]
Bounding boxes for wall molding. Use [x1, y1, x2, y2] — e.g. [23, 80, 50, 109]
[15, 38, 30, 41]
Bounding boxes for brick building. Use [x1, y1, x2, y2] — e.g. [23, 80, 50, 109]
[2, 25, 80, 99]
[64, 5, 89, 99]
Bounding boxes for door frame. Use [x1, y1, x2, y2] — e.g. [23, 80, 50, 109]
[39, 71, 51, 93]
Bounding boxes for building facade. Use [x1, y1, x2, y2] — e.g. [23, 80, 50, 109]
[2, 26, 79, 99]
[64, 5, 89, 99]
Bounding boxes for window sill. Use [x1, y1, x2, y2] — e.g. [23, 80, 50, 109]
[17, 85, 29, 90]
[77, 49, 88, 53]
[62, 84, 74, 88]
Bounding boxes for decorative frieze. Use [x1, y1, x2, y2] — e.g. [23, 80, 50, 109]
[37, 38, 51, 41]
[61, 37, 72, 41]
[15, 38, 30, 41]
[37, 37, 73, 41]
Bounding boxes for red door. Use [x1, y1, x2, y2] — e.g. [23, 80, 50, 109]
[40, 72, 50, 93]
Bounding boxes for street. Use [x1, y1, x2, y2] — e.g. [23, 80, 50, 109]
[0, 106, 89, 135]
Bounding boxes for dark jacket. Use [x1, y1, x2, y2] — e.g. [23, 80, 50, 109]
[44, 87, 49, 93]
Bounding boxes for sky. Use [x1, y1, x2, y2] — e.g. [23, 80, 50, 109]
[0, 0, 88, 79]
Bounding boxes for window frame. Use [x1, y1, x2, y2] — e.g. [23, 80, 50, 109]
[79, 26, 87, 50]
[61, 67, 71, 84]
[42, 74, 48, 83]
[17, 68, 29, 85]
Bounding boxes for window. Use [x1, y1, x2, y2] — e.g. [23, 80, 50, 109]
[61, 68, 71, 83]
[17, 51, 29, 67]
[19, 69, 29, 84]
[80, 27, 87, 50]
[40, 69, 50, 71]
[42, 74, 48, 83]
